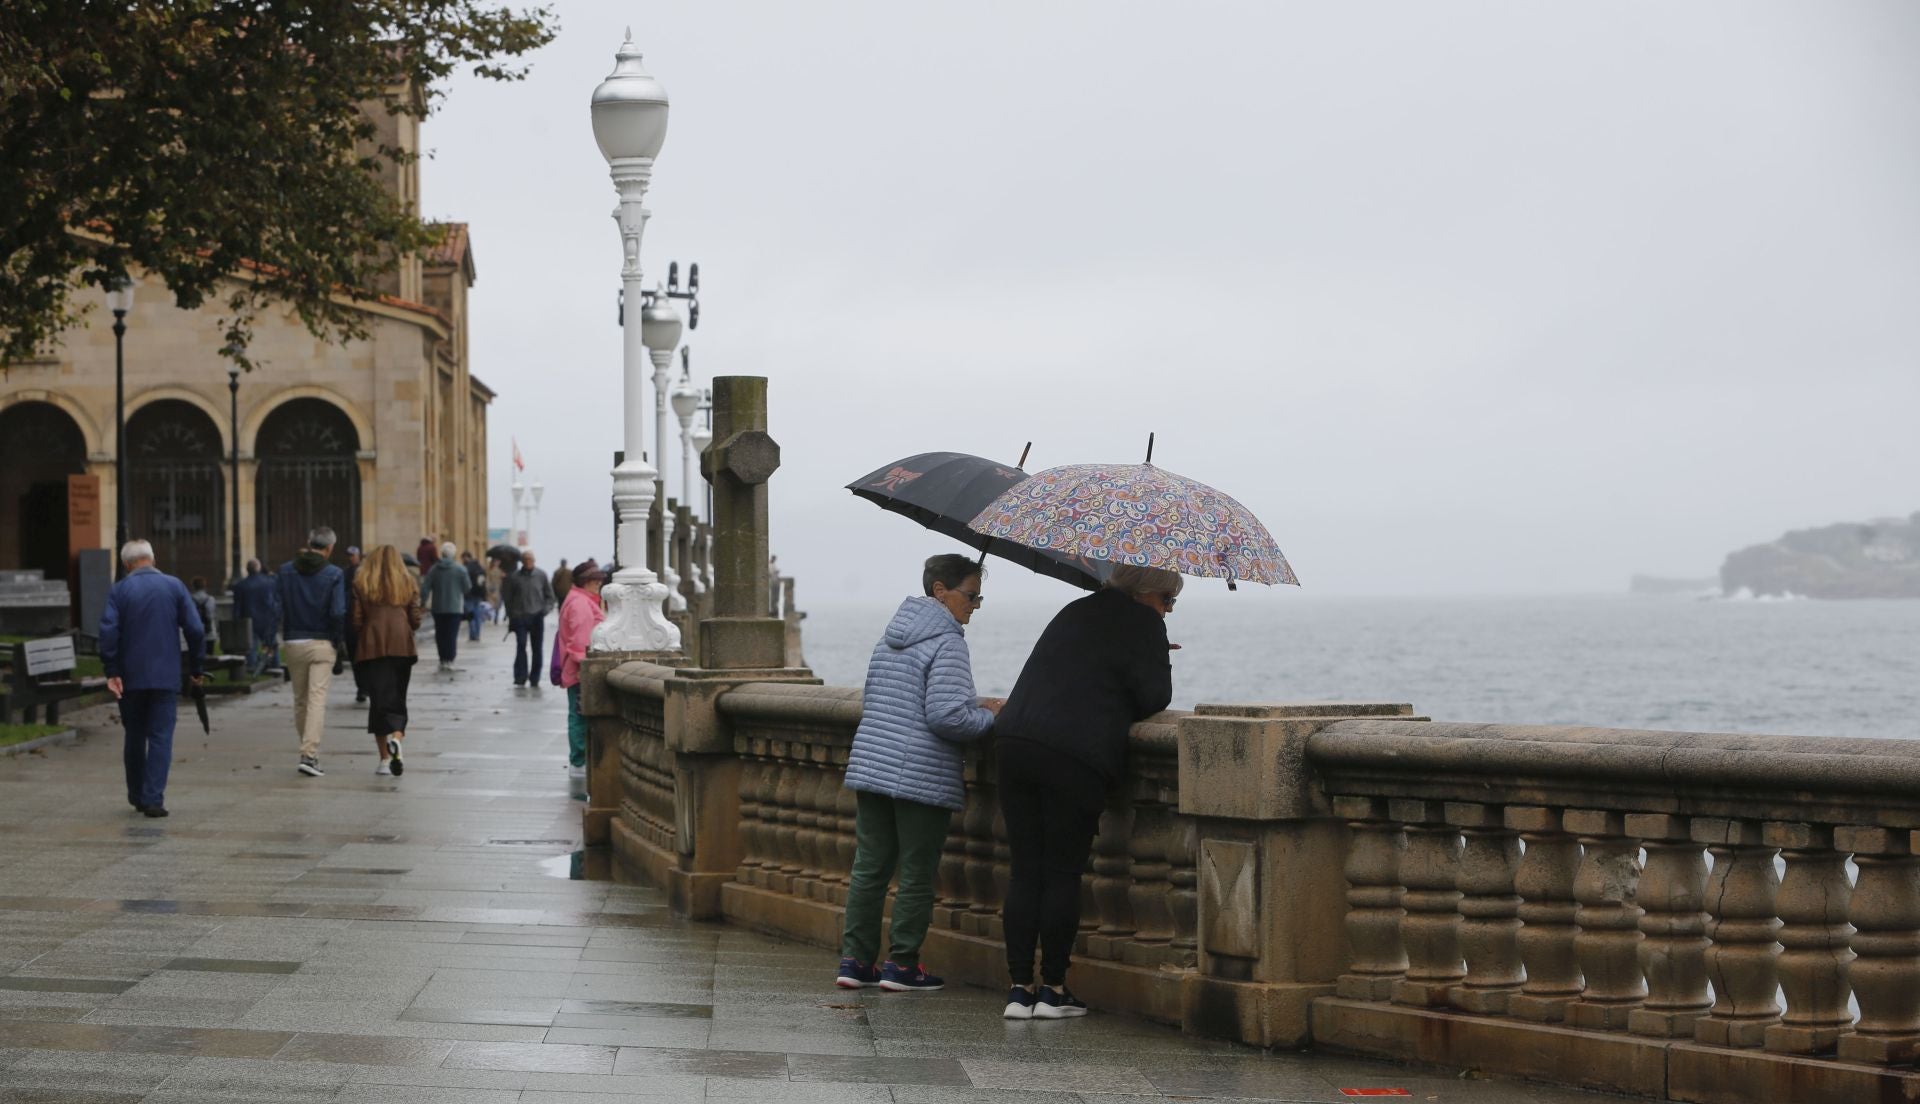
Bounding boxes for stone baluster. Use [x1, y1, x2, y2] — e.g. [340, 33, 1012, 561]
[1088, 801, 1137, 957]
[935, 797, 971, 927]
[735, 755, 764, 881]
[1125, 796, 1176, 964]
[1692, 818, 1781, 1048]
[1507, 806, 1582, 1022]
[1627, 813, 1711, 1037]
[769, 760, 802, 892]
[1167, 818, 1199, 967]
[1565, 809, 1645, 1030]
[1448, 802, 1522, 1014]
[1764, 822, 1854, 1055]
[789, 765, 822, 897]
[1334, 796, 1407, 1001]
[960, 791, 999, 936]
[988, 795, 1012, 942]
[1391, 799, 1464, 1008]
[1836, 826, 1920, 1065]
[829, 782, 858, 904]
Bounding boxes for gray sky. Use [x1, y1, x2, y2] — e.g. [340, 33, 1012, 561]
[423, 1, 1920, 606]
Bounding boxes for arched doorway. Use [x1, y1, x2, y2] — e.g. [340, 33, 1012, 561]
[0, 402, 88, 583]
[126, 399, 226, 586]
[255, 398, 360, 566]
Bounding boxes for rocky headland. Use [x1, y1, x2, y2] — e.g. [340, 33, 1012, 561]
[1720, 512, 1920, 599]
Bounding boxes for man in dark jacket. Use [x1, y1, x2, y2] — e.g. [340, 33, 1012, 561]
[277, 527, 346, 777]
[990, 564, 1177, 1020]
[500, 550, 555, 688]
[460, 551, 487, 641]
[342, 546, 366, 703]
[99, 539, 205, 817]
[231, 559, 279, 674]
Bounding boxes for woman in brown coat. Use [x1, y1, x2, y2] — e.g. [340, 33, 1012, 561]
[349, 545, 423, 777]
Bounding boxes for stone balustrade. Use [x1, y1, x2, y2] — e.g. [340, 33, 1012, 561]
[580, 663, 1920, 1104]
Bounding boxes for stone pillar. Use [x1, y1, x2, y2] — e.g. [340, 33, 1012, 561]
[1693, 817, 1781, 1048]
[1565, 809, 1646, 1031]
[1765, 822, 1854, 1055]
[1449, 801, 1522, 1014]
[1507, 806, 1582, 1023]
[1626, 813, 1711, 1037]
[697, 376, 784, 670]
[1391, 800, 1465, 1008]
[1836, 826, 1920, 1065]
[1176, 702, 1418, 1048]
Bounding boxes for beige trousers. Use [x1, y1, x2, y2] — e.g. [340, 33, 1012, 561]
[284, 640, 336, 758]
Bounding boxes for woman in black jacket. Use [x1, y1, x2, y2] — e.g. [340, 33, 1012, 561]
[993, 564, 1179, 1019]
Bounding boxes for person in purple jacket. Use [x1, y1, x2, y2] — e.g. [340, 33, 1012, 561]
[99, 539, 206, 818]
[833, 554, 1003, 994]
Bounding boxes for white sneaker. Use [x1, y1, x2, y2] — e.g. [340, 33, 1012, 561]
[567, 764, 586, 780]
[375, 760, 390, 776]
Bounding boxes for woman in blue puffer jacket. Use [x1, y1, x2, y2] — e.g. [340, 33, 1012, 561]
[834, 554, 1002, 993]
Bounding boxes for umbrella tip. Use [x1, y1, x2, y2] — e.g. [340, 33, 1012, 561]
[1145, 432, 1154, 465]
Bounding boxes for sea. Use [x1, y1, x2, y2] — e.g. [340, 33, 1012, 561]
[797, 594, 1920, 742]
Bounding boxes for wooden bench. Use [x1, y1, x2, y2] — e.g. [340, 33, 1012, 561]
[3, 635, 108, 724]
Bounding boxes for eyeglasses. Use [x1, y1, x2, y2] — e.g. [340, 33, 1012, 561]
[1160, 594, 1178, 611]
[954, 589, 984, 606]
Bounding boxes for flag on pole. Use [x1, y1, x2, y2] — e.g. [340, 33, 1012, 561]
[512, 437, 525, 472]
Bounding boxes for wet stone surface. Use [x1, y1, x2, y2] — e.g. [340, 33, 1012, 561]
[0, 630, 1627, 1101]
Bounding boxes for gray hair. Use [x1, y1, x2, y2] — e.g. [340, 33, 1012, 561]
[439, 541, 457, 560]
[1105, 564, 1184, 599]
[120, 539, 154, 566]
[245, 558, 262, 573]
[308, 526, 337, 550]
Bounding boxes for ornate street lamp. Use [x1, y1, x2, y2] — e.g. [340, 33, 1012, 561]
[104, 275, 136, 567]
[640, 288, 684, 611]
[529, 481, 545, 549]
[589, 28, 678, 651]
[511, 478, 526, 546]
[670, 347, 701, 511]
[226, 362, 242, 586]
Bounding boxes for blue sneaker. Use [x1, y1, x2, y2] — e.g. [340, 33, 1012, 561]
[878, 960, 944, 992]
[1033, 985, 1087, 1019]
[834, 957, 880, 989]
[1003, 985, 1037, 1020]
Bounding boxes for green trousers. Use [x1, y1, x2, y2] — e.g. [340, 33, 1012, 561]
[566, 685, 587, 768]
[840, 790, 953, 966]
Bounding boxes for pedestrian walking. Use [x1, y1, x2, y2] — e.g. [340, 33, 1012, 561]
[460, 551, 487, 641]
[187, 576, 218, 658]
[415, 535, 438, 576]
[834, 555, 1001, 994]
[552, 559, 573, 606]
[992, 564, 1178, 1020]
[555, 561, 606, 779]
[99, 539, 206, 817]
[501, 550, 556, 688]
[349, 545, 422, 778]
[423, 542, 468, 667]
[342, 546, 368, 704]
[277, 526, 347, 777]
[231, 559, 280, 674]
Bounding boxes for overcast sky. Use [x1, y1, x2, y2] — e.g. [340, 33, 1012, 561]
[421, 1, 1920, 606]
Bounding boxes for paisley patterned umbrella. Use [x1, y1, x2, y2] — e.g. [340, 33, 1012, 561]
[966, 463, 1297, 588]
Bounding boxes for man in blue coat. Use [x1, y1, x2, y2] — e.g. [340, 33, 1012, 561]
[231, 558, 279, 675]
[277, 526, 346, 777]
[99, 539, 205, 817]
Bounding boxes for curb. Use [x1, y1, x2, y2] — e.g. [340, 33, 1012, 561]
[0, 728, 79, 758]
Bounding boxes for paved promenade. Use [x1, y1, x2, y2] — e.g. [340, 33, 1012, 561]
[0, 631, 1625, 1103]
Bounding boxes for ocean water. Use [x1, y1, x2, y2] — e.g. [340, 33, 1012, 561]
[797, 594, 1920, 742]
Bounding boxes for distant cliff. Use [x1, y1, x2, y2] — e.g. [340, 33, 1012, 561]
[1721, 512, 1920, 599]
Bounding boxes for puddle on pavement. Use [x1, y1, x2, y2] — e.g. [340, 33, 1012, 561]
[537, 849, 612, 881]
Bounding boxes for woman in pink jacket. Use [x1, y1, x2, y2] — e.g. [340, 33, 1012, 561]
[556, 561, 606, 779]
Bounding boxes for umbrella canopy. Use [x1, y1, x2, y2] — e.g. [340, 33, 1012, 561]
[847, 451, 1110, 590]
[967, 463, 1297, 588]
[486, 544, 524, 565]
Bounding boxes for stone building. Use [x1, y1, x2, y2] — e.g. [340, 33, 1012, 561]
[0, 98, 490, 588]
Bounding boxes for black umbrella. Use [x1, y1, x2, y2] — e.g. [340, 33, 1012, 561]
[847, 448, 1110, 591]
[187, 678, 210, 734]
[486, 544, 523, 565]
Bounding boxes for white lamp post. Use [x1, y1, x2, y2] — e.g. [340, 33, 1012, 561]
[689, 390, 714, 591]
[670, 352, 700, 513]
[641, 288, 684, 612]
[511, 478, 526, 546]
[590, 28, 680, 652]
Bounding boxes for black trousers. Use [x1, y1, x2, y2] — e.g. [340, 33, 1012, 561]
[998, 739, 1106, 987]
[360, 656, 414, 738]
[432, 613, 461, 662]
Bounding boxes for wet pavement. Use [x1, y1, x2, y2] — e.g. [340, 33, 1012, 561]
[0, 628, 1633, 1102]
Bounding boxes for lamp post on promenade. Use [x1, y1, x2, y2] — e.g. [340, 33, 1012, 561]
[671, 347, 700, 511]
[104, 276, 136, 567]
[641, 287, 685, 611]
[530, 481, 545, 548]
[690, 389, 713, 521]
[226, 362, 242, 586]
[511, 478, 525, 545]
[589, 28, 678, 652]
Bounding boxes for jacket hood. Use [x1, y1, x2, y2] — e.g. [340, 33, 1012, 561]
[883, 595, 961, 649]
[294, 550, 331, 575]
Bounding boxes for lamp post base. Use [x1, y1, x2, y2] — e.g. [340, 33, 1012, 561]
[594, 573, 681, 653]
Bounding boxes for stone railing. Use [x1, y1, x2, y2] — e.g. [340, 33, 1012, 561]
[1302, 719, 1920, 1104]
[582, 664, 1920, 1103]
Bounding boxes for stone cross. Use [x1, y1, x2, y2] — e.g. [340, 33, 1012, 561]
[696, 376, 785, 668]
